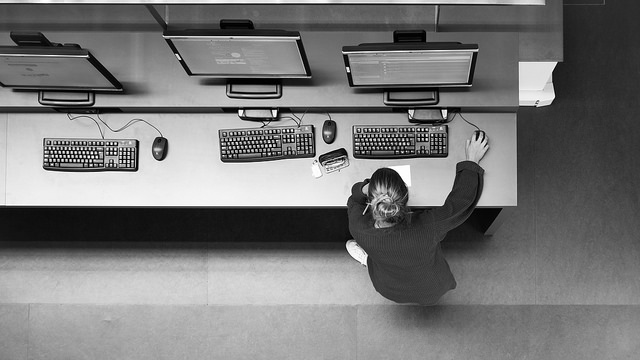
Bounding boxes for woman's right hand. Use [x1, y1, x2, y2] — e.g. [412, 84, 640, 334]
[361, 179, 370, 195]
[465, 131, 489, 164]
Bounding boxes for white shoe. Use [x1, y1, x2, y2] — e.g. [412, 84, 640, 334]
[346, 240, 368, 267]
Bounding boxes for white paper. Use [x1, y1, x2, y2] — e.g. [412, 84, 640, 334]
[389, 165, 411, 187]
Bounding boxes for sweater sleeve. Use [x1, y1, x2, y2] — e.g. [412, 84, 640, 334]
[429, 161, 484, 233]
[347, 179, 370, 218]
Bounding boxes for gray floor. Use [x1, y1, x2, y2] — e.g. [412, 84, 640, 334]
[3, 2, 640, 359]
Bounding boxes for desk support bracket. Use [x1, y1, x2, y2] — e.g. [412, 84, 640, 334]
[145, 5, 168, 32]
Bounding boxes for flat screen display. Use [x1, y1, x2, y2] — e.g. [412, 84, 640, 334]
[342, 43, 478, 88]
[0, 46, 123, 92]
[163, 30, 312, 78]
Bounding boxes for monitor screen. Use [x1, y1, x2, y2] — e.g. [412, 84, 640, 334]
[0, 46, 123, 92]
[342, 42, 478, 88]
[163, 29, 312, 79]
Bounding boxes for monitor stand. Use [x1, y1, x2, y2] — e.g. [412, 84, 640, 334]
[408, 108, 447, 124]
[383, 89, 439, 107]
[226, 80, 282, 99]
[38, 91, 95, 107]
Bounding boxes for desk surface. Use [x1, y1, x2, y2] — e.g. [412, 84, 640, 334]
[0, 31, 519, 111]
[3, 111, 516, 207]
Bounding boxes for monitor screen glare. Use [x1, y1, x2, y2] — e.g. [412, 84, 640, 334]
[345, 48, 477, 87]
[167, 36, 309, 78]
[0, 48, 121, 91]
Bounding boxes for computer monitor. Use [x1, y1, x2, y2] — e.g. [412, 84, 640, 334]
[163, 28, 312, 99]
[0, 45, 123, 106]
[342, 41, 478, 106]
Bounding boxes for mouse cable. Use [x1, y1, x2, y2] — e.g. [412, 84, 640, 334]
[289, 109, 332, 128]
[256, 110, 301, 128]
[278, 110, 302, 127]
[451, 110, 481, 131]
[258, 119, 272, 128]
[96, 113, 164, 138]
[278, 117, 301, 127]
[67, 113, 106, 139]
[289, 108, 310, 127]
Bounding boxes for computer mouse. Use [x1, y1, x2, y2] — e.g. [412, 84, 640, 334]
[322, 119, 337, 144]
[474, 130, 486, 141]
[152, 136, 168, 161]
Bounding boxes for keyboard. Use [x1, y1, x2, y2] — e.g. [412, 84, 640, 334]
[43, 138, 139, 172]
[219, 125, 315, 162]
[353, 124, 448, 159]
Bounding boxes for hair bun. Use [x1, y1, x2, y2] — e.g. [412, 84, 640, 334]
[367, 168, 409, 224]
[377, 194, 393, 204]
[373, 196, 400, 220]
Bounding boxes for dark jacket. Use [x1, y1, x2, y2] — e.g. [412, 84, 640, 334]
[347, 161, 484, 305]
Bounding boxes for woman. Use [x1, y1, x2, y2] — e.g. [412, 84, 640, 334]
[346, 131, 489, 305]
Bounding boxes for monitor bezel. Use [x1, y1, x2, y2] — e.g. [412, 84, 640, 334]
[163, 29, 313, 79]
[341, 42, 479, 88]
[0, 46, 123, 92]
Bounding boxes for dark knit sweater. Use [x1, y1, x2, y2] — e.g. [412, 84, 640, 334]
[347, 161, 484, 305]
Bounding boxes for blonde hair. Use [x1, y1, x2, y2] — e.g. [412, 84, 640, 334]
[368, 168, 409, 226]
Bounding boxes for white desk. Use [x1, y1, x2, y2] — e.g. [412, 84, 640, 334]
[0, 25, 519, 234]
[4, 112, 516, 210]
